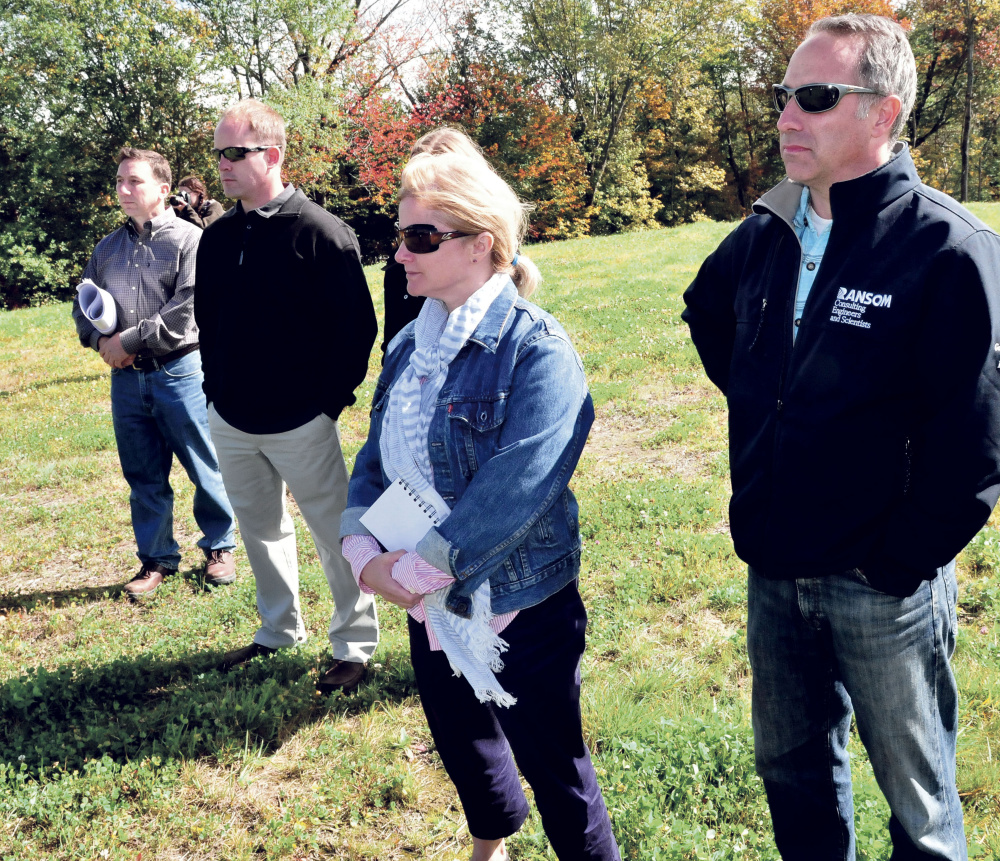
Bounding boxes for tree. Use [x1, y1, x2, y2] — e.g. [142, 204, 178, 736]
[190, 0, 446, 98]
[961, 0, 974, 201]
[508, 0, 719, 210]
[0, 0, 225, 307]
[698, 7, 778, 213]
[903, 0, 1000, 199]
[639, 70, 730, 224]
[337, 56, 590, 262]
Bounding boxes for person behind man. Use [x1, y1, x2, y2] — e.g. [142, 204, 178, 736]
[682, 14, 1000, 860]
[194, 100, 379, 692]
[72, 147, 238, 595]
[171, 175, 225, 229]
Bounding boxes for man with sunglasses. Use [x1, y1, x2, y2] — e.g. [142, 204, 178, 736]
[683, 14, 1000, 860]
[194, 100, 379, 692]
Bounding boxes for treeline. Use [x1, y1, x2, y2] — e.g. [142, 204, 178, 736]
[2, 0, 998, 307]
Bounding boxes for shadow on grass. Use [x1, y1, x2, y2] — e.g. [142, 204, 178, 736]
[0, 564, 222, 612]
[0, 372, 107, 399]
[0, 584, 126, 612]
[0, 641, 418, 775]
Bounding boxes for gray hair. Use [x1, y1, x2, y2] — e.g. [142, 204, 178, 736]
[808, 14, 916, 142]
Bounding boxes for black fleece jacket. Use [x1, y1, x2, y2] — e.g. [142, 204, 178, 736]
[682, 145, 1000, 596]
[195, 188, 376, 434]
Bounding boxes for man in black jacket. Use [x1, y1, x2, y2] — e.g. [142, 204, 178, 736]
[682, 14, 1000, 861]
[195, 100, 378, 692]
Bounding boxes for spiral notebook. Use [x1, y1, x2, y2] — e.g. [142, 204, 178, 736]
[360, 477, 441, 552]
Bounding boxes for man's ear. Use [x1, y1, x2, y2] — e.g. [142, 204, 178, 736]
[266, 145, 283, 170]
[873, 94, 902, 141]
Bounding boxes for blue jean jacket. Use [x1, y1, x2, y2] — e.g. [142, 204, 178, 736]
[341, 281, 594, 619]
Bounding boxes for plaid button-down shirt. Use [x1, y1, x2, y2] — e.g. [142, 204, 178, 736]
[73, 207, 202, 356]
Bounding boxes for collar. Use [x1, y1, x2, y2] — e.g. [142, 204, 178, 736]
[792, 186, 832, 237]
[754, 142, 918, 227]
[466, 278, 519, 354]
[791, 186, 810, 234]
[126, 205, 175, 238]
[237, 183, 297, 219]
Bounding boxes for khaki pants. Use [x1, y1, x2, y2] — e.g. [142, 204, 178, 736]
[208, 405, 378, 660]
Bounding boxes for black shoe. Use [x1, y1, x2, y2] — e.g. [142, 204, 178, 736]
[317, 659, 366, 694]
[218, 642, 278, 672]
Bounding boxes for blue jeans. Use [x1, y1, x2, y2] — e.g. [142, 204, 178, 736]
[747, 564, 966, 861]
[111, 351, 235, 570]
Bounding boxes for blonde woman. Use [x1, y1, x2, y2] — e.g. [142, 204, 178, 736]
[381, 127, 487, 353]
[340, 149, 620, 861]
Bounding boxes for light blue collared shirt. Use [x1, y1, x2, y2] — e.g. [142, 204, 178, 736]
[792, 186, 833, 341]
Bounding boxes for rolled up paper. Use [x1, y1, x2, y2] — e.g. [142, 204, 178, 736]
[76, 279, 117, 335]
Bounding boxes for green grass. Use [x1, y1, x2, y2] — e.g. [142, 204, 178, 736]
[2, 206, 1000, 859]
[967, 203, 1000, 230]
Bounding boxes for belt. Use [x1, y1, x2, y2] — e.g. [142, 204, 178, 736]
[130, 344, 199, 372]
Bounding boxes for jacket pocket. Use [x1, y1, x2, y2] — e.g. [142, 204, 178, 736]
[448, 395, 507, 478]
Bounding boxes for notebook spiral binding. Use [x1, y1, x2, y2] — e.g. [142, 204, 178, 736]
[400, 478, 440, 521]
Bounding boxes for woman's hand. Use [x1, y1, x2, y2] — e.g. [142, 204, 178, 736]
[360, 550, 422, 610]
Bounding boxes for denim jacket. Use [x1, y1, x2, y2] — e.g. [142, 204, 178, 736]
[341, 280, 594, 618]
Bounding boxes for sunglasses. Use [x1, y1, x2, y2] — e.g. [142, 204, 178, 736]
[395, 222, 472, 254]
[211, 145, 276, 162]
[772, 83, 883, 114]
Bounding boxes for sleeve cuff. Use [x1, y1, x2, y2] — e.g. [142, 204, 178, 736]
[391, 551, 454, 595]
[341, 533, 381, 593]
[340, 505, 374, 541]
[118, 328, 142, 356]
[415, 527, 456, 577]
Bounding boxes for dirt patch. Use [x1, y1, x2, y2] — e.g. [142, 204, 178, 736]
[687, 607, 738, 640]
[585, 382, 718, 481]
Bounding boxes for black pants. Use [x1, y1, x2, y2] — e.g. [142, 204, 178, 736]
[409, 581, 621, 860]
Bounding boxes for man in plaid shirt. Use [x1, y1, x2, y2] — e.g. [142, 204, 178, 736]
[72, 147, 237, 596]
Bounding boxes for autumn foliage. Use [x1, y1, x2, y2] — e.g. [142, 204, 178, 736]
[342, 62, 589, 256]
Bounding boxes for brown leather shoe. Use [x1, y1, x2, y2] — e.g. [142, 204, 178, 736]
[317, 659, 366, 694]
[218, 642, 278, 672]
[204, 549, 236, 585]
[123, 563, 174, 595]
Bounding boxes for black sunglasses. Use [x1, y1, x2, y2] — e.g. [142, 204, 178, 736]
[395, 222, 472, 254]
[211, 145, 276, 162]
[772, 83, 883, 114]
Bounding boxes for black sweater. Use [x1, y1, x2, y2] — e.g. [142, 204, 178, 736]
[381, 260, 425, 358]
[194, 189, 377, 434]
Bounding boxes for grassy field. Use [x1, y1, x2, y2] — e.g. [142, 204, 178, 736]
[2, 206, 1000, 860]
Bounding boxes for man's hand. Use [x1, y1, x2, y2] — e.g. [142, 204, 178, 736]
[359, 550, 421, 610]
[98, 334, 135, 369]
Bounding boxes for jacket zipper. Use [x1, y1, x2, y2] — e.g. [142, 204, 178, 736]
[749, 298, 768, 352]
[903, 437, 912, 494]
